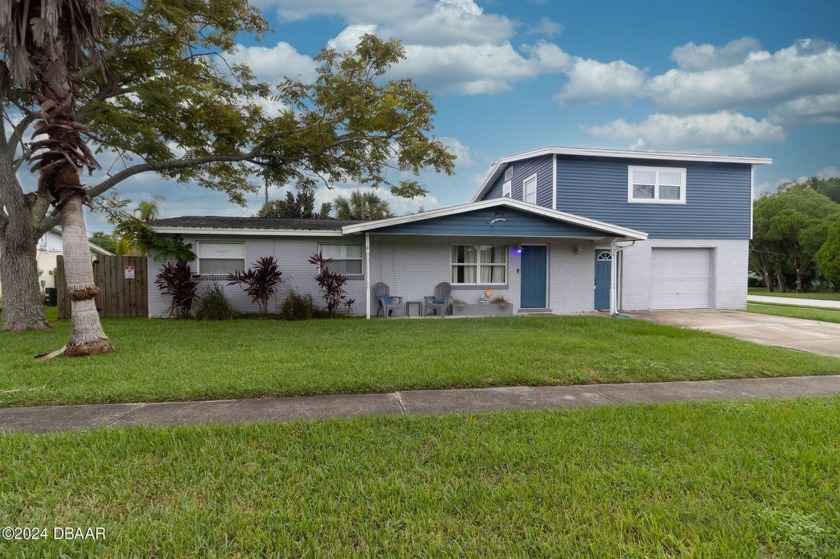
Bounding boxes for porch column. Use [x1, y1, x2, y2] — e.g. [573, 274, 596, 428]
[365, 233, 371, 319]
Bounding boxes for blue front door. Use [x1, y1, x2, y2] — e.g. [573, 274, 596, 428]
[521, 246, 547, 308]
[594, 250, 612, 310]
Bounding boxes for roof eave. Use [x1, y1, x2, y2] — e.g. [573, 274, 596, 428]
[471, 146, 774, 202]
[150, 227, 345, 237]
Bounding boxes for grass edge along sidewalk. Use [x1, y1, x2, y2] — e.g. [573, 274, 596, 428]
[1, 397, 839, 557]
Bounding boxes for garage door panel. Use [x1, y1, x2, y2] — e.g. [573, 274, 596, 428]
[650, 249, 711, 309]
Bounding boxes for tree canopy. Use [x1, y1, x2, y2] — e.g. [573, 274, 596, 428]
[751, 180, 840, 292]
[258, 190, 331, 219]
[334, 190, 390, 220]
[0, 0, 455, 331]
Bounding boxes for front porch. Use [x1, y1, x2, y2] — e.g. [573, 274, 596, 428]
[341, 199, 648, 319]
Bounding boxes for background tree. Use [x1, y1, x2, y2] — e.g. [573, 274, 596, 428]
[111, 198, 160, 255]
[751, 181, 840, 293]
[0, 0, 455, 332]
[334, 190, 391, 220]
[816, 221, 840, 286]
[258, 189, 331, 219]
[88, 231, 118, 254]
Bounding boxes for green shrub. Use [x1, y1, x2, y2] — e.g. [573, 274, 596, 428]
[195, 284, 238, 321]
[279, 290, 315, 321]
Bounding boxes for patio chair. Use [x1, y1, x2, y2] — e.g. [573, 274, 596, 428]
[372, 282, 402, 317]
[425, 282, 453, 316]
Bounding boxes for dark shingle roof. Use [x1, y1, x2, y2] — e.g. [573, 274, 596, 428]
[147, 216, 363, 231]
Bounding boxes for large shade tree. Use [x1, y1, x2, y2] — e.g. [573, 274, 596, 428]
[0, 0, 455, 339]
[751, 183, 840, 292]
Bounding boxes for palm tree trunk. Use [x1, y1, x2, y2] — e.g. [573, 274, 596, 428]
[60, 194, 113, 356]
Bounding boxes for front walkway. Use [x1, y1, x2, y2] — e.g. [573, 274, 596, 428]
[748, 294, 840, 309]
[2, 375, 839, 433]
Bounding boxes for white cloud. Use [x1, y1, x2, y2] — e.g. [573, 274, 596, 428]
[583, 111, 785, 150]
[647, 39, 840, 114]
[311, 184, 440, 216]
[395, 41, 571, 94]
[555, 58, 646, 105]
[228, 41, 318, 84]
[670, 37, 761, 71]
[815, 166, 840, 179]
[768, 93, 840, 126]
[261, 0, 514, 46]
[527, 16, 563, 37]
[440, 137, 473, 167]
[327, 24, 377, 52]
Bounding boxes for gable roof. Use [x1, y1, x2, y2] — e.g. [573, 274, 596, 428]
[148, 216, 363, 237]
[472, 146, 774, 202]
[342, 198, 648, 240]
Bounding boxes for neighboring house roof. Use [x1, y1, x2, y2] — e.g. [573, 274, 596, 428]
[342, 198, 648, 240]
[472, 146, 774, 202]
[148, 216, 364, 237]
[45, 227, 115, 256]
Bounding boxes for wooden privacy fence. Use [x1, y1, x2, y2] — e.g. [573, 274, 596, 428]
[56, 255, 148, 318]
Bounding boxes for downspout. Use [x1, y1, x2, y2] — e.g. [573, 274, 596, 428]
[610, 239, 637, 317]
[365, 233, 371, 320]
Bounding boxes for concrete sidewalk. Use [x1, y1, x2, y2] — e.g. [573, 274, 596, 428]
[2, 375, 840, 433]
[748, 295, 840, 309]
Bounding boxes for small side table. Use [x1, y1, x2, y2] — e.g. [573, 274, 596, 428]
[405, 301, 423, 317]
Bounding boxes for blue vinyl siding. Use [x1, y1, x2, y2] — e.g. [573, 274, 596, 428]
[374, 208, 620, 237]
[555, 157, 752, 239]
[483, 156, 554, 208]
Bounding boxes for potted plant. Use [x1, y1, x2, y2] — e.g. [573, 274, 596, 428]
[491, 296, 511, 310]
[453, 299, 466, 310]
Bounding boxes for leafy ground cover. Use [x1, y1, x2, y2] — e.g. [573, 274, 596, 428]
[749, 289, 840, 301]
[1, 398, 839, 557]
[2, 312, 839, 407]
[747, 302, 840, 324]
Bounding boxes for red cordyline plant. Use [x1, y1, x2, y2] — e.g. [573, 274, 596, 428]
[227, 256, 283, 315]
[308, 252, 350, 317]
[155, 261, 199, 318]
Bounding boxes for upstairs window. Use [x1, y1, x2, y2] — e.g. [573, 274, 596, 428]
[197, 242, 245, 275]
[319, 243, 363, 275]
[523, 174, 537, 204]
[628, 166, 686, 204]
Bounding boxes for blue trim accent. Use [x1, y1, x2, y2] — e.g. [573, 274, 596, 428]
[374, 207, 621, 237]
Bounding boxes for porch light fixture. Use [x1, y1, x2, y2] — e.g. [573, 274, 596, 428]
[513, 243, 522, 255]
[489, 212, 506, 225]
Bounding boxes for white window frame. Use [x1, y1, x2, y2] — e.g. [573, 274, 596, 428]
[318, 242, 364, 277]
[196, 241, 245, 276]
[502, 180, 512, 197]
[450, 245, 508, 285]
[523, 173, 537, 204]
[628, 166, 687, 204]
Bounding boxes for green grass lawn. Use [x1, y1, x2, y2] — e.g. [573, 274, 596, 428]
[749, 288, 840, 301]
[1, 398, 838, 557]
[748, 302, 840, 324]
[2, 312, 839, 407]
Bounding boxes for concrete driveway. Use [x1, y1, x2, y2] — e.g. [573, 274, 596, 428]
[626, 309, 840, 358]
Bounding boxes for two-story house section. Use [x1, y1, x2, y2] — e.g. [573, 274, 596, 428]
[472, 147, 772, 311]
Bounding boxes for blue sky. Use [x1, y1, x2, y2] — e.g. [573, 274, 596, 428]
[82, 0, 840, 232]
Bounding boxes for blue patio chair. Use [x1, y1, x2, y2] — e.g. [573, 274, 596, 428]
[373, 282, 402, 317]
[425, 282, 453, 316]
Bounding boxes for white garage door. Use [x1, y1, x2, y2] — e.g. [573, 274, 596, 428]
[650, 248, 712, 309]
